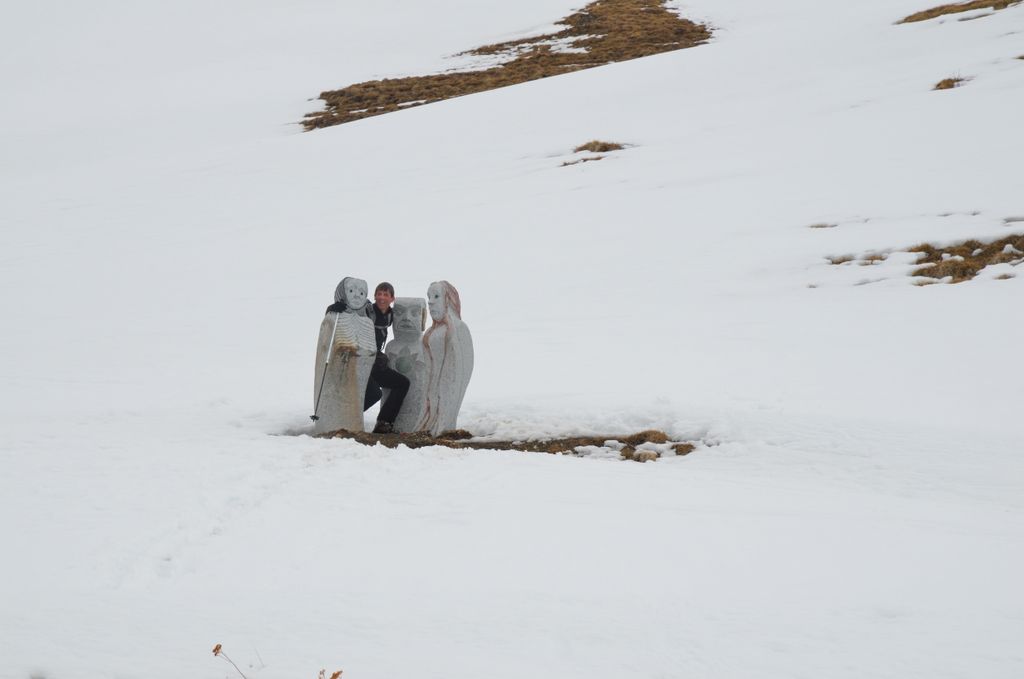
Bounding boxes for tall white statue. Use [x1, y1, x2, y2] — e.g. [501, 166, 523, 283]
[417, 281, 474, 435]
[312, 277, 376, 433]
[383, 297, 428, 433]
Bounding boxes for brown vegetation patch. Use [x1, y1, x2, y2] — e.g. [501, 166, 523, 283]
[827, 252, 892, 267]
[315, 428, 692, 462]
[563, 142, 626, 166]
[898, 1, 1021, 23]
[828, 254, 855, 265]
[562, 156, 604, 167]
[808, 222, 838, 229]
[672, 442, 696, 455]
[304, 1, 711, 130]
[909, 234, 1024, 282]
[622, 448, 659, 462]
[934, 76, 966, 90]
[575, 140, 625, 153]
[857, 252, 889, 265]
[624, 429, 670, 445]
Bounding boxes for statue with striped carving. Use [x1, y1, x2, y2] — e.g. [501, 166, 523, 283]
[311, 277, 377, 433]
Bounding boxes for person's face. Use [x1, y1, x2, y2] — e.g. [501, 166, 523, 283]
[427, 283, 446, 321]
[375, 288, 394, 312]
[344, 280, 367, 309]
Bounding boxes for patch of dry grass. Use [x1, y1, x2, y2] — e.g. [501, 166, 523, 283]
[316, 427, 691, 461]
[672, 442, 695, 455]
[562, 156, 604, 167]
[828, 254, 855, 265]
[562, 140, 627, 166]
[934, 76, 966, 90]
[909, 234, 1024, 282]
[829, 252, 889, 266]
[898, 0, 1021, 23]
[858, 252, 889, 265]
[574, 140, 625, 153]
[808, 222, 838, 229]
[304, 0, 711, 130]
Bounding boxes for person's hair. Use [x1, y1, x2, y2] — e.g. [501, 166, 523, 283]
[375, 281, 395, 297]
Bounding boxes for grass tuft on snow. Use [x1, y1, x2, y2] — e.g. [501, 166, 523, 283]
[910, 234, 1024, 282]
[574, 140, 625, 153]
[562, 156, 605, 166]
[934, 76, 967, 90]
[828, 254, 855, 265]
[898, 0, 1022, 24]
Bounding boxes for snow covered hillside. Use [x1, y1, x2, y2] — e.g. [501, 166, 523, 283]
[2, 1, 1022, 677]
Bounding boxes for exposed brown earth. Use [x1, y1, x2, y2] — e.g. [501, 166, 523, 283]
[898, 0, 1021, 24]
[303, 0, 711, 130]
[909, 234, 1024, 282]
[315, 428, 694, 461]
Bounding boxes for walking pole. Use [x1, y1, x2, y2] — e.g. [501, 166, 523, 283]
[311, 313, 342, 422]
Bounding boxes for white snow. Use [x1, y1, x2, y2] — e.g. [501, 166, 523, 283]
[2, 1, 1023, 678]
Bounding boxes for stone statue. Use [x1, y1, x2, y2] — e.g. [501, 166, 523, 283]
[383, 297, 428, 433]
[417, 281, 474, 435]
[312, 277, 377, 433]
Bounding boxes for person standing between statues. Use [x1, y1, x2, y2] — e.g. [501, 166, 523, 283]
[326, 281, 409, 433]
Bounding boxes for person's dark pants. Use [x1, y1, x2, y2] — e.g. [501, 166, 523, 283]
[363, 363, 410, 424]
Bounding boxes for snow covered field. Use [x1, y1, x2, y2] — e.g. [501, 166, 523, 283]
[2, 1, 1023, 677]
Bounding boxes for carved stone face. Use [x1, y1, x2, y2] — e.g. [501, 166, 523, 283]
[393, 298, 426, 341]
[427, 282, 446, 321]
[343, 278, 368, 311]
